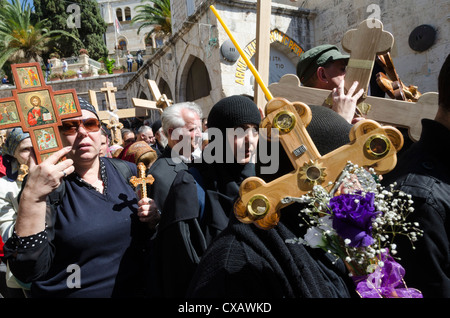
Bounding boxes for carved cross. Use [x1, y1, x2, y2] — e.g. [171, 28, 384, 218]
[268, 74, 438, 142]
[131, 79, 172, 113]
[129, 162, 155, 199]
[106, 116, 124, 145]
[234, 97, 404, 230]
[209, 9, 405, 230]
[341, 19, 394, 102]
[0, 62, 82, 163]
[268, 19, 438, 141]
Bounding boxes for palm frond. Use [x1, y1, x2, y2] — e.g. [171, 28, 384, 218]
[131, 0, 171, 35]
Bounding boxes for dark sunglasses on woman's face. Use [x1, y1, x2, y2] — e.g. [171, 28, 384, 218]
[61, 118, 101, 135]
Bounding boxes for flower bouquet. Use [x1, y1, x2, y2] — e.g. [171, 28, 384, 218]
[285, 162, 423, 298]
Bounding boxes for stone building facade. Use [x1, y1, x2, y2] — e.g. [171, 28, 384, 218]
[125, 0, 314, 117]
[98, 0, 153, 54]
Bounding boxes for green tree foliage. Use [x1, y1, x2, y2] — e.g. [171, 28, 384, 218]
[132, 0, 172, 39]
[0, 0, 81, 70]
[33, 0, 108, 61]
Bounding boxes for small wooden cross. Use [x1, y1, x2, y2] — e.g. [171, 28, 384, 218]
[234, 97, 404, 230]
[106, 116, 124, 145]
[0, 62, 82, 163]
[129, 162, 155, 199]
[375, 52, 422, 102]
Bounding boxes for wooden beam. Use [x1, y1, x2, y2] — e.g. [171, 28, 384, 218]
[268, 74, 438, 141]
[254, 0, 271, 112]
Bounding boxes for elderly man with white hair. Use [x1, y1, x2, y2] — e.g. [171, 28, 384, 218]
[146, 102, 203, 214]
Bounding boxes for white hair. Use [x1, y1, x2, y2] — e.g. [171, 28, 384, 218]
[161, 102, 203, 136]
[137, 125, 152, 135]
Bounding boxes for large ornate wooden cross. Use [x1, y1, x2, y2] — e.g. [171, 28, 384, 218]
[234, 97, 403, 229]
[0, 62, 82, 163]
[211, 7, 405, 230]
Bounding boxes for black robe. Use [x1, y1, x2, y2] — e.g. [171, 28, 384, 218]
[152, 160, 255, 297]
[186, 208, 357, 298]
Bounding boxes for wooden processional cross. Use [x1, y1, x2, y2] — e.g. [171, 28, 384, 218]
[88, 80, 172, 145]
[211, 7, 408, 230]
[0, 62, 82, 164]
[268, 20, 438, 142]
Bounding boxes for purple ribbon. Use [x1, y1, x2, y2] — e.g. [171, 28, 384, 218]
[356, 250, 423, 298]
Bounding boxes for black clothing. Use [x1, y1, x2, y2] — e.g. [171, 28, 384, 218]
[147, 146, 188, 211]
[382, 119, 450, 297]
[187, 208, 356, 298]
[3, 158, 150, 297]
[153, 161, 255, 297]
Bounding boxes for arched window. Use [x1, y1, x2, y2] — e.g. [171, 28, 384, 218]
[118, 38, 127, 51]
[125, 7, 131, 21]
[116, 8, 123, 21]
[185, 57, 211, 101]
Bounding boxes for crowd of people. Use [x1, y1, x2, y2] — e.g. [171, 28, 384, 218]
[0, 46, 448, 299]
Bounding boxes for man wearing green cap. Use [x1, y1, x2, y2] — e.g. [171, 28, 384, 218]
[296, 44, 364, 124]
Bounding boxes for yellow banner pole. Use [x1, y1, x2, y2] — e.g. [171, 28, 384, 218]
[210, 5, 273, 101]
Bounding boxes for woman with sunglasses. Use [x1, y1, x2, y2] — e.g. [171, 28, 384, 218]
[2, 98, 156, 297]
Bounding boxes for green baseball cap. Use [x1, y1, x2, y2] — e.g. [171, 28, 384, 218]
[296, 44, 349, 83]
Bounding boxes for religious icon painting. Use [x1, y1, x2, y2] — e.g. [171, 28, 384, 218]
[17, 90, 57, 128]
[40, 151, 58, 162]
[0, 100, 21, 127]
[53, 90, 81, 119]
[33, 127, 59, 151]
[14, 65, 43, 90]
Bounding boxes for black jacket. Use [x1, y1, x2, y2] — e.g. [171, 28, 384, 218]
[382, 119, 450, 297]
[186, 206, 356, 298]
[152, 161, 255, 297]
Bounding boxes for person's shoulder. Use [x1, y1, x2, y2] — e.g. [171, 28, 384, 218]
[103, 157, 137, 178]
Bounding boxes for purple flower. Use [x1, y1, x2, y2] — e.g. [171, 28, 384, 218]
[329, 191, 380, 247]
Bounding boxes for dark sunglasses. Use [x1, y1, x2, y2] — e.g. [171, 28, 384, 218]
[61, 118, 101, 135]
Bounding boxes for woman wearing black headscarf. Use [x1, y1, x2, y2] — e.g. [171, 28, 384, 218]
[186, 103, 358, 298]
[149, 95, 262, 297]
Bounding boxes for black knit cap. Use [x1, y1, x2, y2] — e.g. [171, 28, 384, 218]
[207, 95, 261, 134]
[151, 119, 162, 134]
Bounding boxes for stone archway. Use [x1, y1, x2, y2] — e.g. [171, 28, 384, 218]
[179, 55, 212, 102]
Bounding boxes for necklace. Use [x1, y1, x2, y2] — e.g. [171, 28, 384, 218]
[73, 159, 108, 194]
